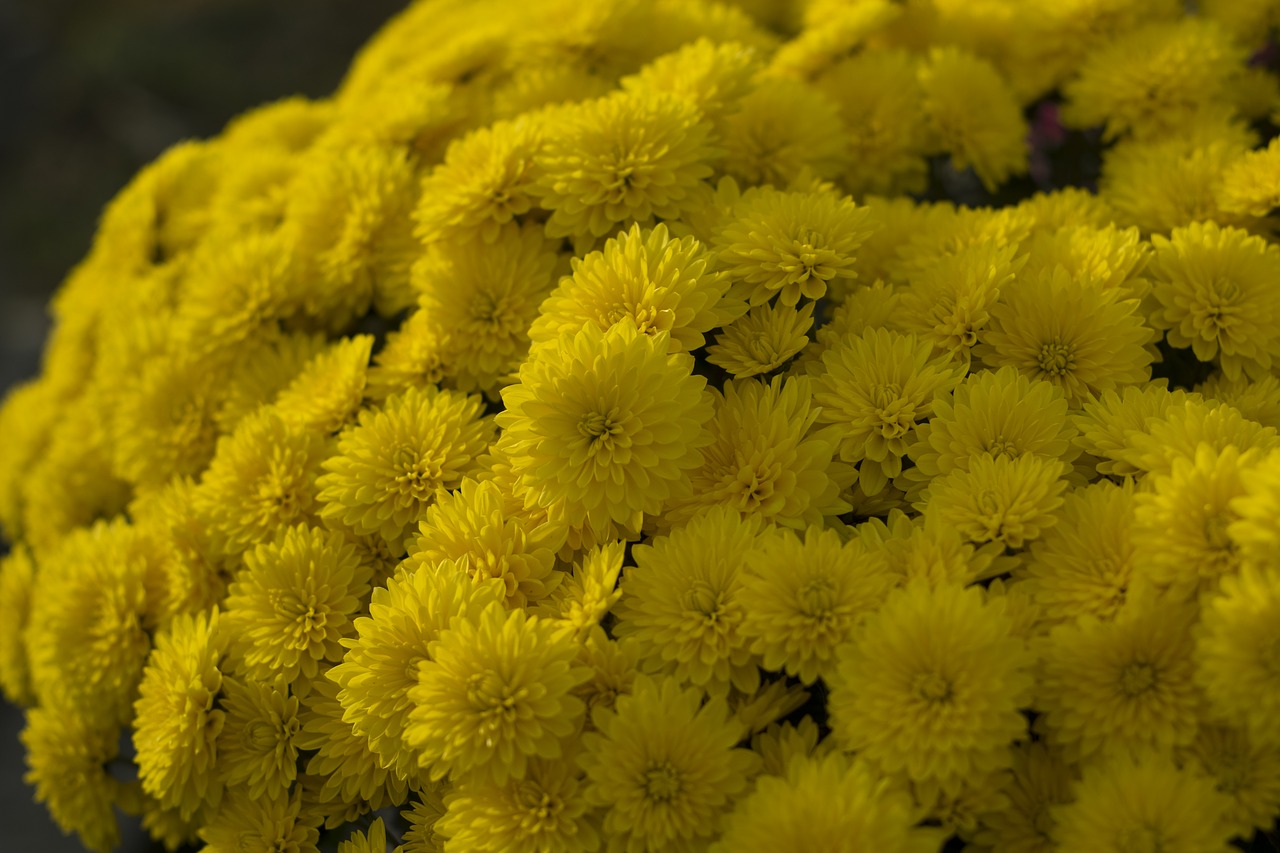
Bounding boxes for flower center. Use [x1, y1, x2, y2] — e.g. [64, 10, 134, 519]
[1037, 341, 1074, 376]
[515, 781, 563, 832]
[579, 410, 621, 444]
[466, 672, 526, 738]
[1120, 661, 1157, 697]
[911, 671, 953, 704]
[797, 577, 836, 619]
[394, 446, 442, 500]
[643, 762, 682, 802]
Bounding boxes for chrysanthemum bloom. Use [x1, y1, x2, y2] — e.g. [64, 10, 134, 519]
[814, 327, 966, 496]
[919, 453, 1068, 551]
[1050, 749, 1234, 853]
[329, 560, 501, 783]
[133, 610, 226, 821]
[661, 375, 848, 531]
[1069, 385, 1194, 479]
[284, 143, 418, 325]
[1148, 221, 1280, 381]
[24, 521, 155, 726]
[1019, 223, 1151, 302]
[222, 525, 371, 684]
[1118, 398, 1280, 480]
[407, 478, 563, 609]
[827, 581, 1034, 793]
[1018, 480, 1136, 628]
[198, 789, 321, 853]
[740, 524, 896, 685]
[706, 299, 813, 378]
[901, 367, 1080, 503]
[1196, 563, 1280, 747]
[194, 407, 329, 558]
[0, 545, 34, 705]
[530, 222, 740, 354]
[578, 674, 759, 853]
[896, 242, 1023, 366]
[407, 603, 591, 784]
[619, 37, 759, 123]
[1131, 444, 1256, 601]
[436, 757, 600, 853]
[1100, 114, 1255, 235]
[1216, 135, 1280, 219]
[273, 335, 374, 436]
[1230, 450, 1280, 571]
[21, 705, 122, 853]
[497, 322, 712, 541]
[1036, 596, 1201, 761]
[918, 46, 1027, 191]
[712, 186, 873, 307]
[614, 507, 763, 695]
[862, 511, 1006, 588]
[317, 385, 494, 550]
[399, 787, 449, 853]
[414, 117, 544, 246]
[413, 221, 560, 394]
[711, 752, 936, 853]
[814, 49, 930, 198]
[1181, 723, 1280, 839]
[572, 625, 640, 721]
[365, 308, 452, 401]
[215, 676, 301, 800]
[977, 266, 1157, 406]
[749, 717, 829, 778]
[1061, 18, 1246, 142]
[967, 742, 1077, 853]
[531, 90, 716, 243]
[1199, 372, 1280, 430]
[718, 76, 850, 188]
[214, 331, 329, 432]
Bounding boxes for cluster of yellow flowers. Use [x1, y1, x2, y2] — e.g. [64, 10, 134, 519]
[4, 0, 1280, 851]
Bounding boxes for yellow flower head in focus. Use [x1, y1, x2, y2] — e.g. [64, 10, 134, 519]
[707, 298, 813, 378]
[216, 676, 301, 801]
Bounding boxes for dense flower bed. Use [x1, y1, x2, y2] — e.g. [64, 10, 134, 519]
[2, 0, 1280, 851]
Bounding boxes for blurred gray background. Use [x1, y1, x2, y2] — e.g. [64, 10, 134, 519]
[0, 0, 404, 849]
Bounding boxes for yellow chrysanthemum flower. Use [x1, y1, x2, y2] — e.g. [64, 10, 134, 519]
[740, 524, 896, 684]
[399, 787, 450, 853]
[749, 716, 829, 778]
[328, 561, 502, 784]
[1131, 444, 1257, 601]
[1117, 397, 1280, 480]
[620, 37, 760, 122]
[21, 706, 122, 853]
[1018, 480, 1137, 628]
[919, 452, 1068, 550]
[194, 407, 329, 558]
[1149, 220, 1280, 381]
[273, 335, 374, 436]
[497, 321, 712, 542]
[712, 186, 873, 307]
[532, 90, 716, 243]
[214, 331, 328, 433]
[1061, 18, 1246, 142]
[1230, 449, 1280, 571]
[1216, 135, 1280, 219]
[829, 581, 1034, 793]
[133, 609, 226, 821]
[1196, 563, 1280, 747]
[661, 375, 848, 531]
[901, 367, 1080, 502]
[1198, 372, 1280, 431]
[1051, 749, 1234, 853]
[414, 117, 544, 246]
[407, 602, 590, 784]
[530, 222, 739, 355]
[711, 752, 937, 853]
[215, 676, 301, 800]
[413, 221, 561, 394]
[975, 266, 1156, 406]
[530, 540, 625, 641]
[1036, 596, 1201, 761]
[814, 327, 966, 496]
[706, 299, 813, 378]
[1019, 223, 1151, 302]
[578, 674, 759, 853]
[198, 789, 321, 853]
[1181, 724, 1280, 840]
[408, 477, 564, 609]
[222, 525, 371, 684]
[437, 757, 600, 853]
[718, 76, 850, 188]
[968, 742, 1077, 853]
[614, 507, 763, 695]
[861, 510, 1006, 588]
[918, 46, 1027, 192]
[364, 308, 452, 401]
[317, 385, 494, 550]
